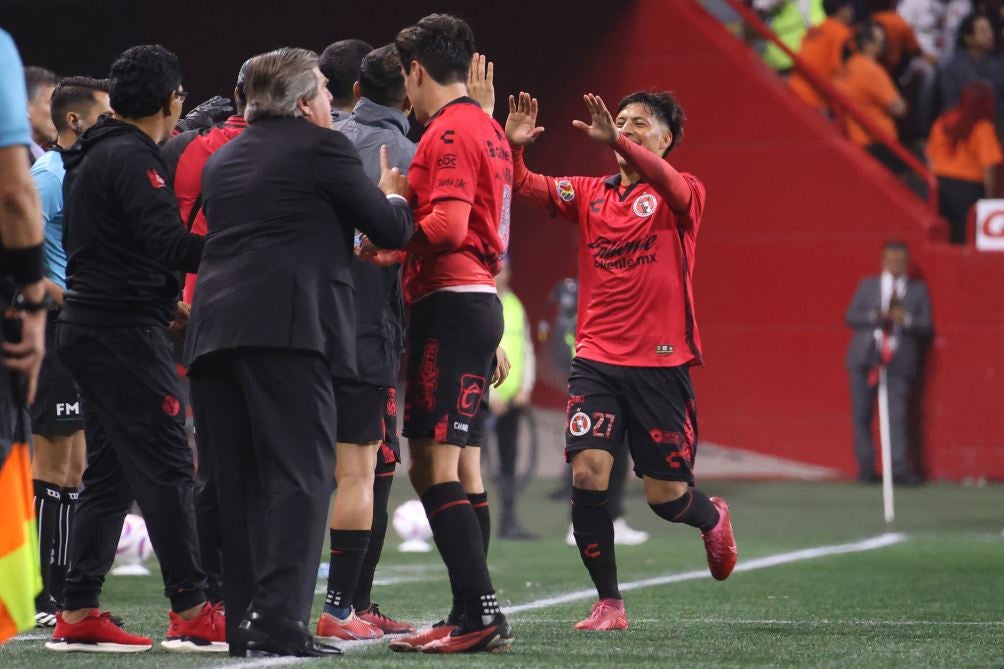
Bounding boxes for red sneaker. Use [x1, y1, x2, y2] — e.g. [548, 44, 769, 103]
[387, 622, 454, 652]
[356, 603, 416, 634]
[574, 598, 628, 631]
[162, 602, 228, 653]
[315, 610, 384, 641]
[702, 496, 738, 581]
[420, 614, 513, 654]
[46, 610, 153, 653]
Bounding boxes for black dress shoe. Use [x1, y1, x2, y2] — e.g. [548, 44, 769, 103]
[234, 610, 342, 657]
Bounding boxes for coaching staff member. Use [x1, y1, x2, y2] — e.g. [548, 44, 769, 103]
[185, 47, 412, 658]
[49, 45, 224, 654]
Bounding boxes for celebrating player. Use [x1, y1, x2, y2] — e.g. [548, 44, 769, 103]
[378, 14, 514, 654]
[505, 90, 738, 630]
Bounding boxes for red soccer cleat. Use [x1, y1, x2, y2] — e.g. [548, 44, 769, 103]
[387, 622, 455, 652]
[702, 496, 738, 581]
[162, 601, 228, 653]
[46, 610, 153, 653]
[315, 610, 384, 641]
[356, 603, 416, 634]
[574, 598, 629, 631]
[420, 614, 513, 654]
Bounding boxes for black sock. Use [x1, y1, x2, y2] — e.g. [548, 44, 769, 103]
[468, 492, 490, 555]
[649, 489, 720, 532]
[420, 482, 496, 625]
[571, 487, 620, 600]
[50, 487, 79, 608]
[324, 529, 371, 617]
[352, 472, 394, 612]
[32, 480, 62, 610]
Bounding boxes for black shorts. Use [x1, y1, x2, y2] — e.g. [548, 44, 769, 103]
[565, 357, 699, 484]
[335, 380, 388, 445]
[31, 313, 84, 438]
[403, 291, 502, 448]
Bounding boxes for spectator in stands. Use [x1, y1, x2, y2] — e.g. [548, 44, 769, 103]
[789, 0, 855, 111]
[835, 22, 909, 171]
[870, 0, 923, 76]
[927, 82, 1003, 242]
[24, 66, 58, 163]
[489, 259, 537, 540]
[869, 0, 932, 140]
[940, 14, 1004, 113]
[845, 241, 932, 486]
[756, 0, 825, 73]
[898, 0, 973, 63]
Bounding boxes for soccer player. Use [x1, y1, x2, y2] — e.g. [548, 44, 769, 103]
[316, 43, 418, 642]
[29, 77, 111, 627]
[379, 14, 514, 654]
[47, 45, 224, 653]
[504, 90, 738, 630]
[161, 60, 252, 609]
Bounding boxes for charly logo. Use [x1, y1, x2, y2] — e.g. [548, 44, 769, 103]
[633, 193, 657, 217]
[556, 179, 575, 202]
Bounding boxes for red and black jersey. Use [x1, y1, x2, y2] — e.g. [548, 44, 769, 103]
[513, 137, 706, 368]
[403, 97, 512, 305]
[161, 115, 247, 303]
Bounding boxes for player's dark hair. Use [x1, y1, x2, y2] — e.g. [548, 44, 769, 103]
[359, 44, 407, 108]
[50, 77, 109, 133]
[395, 13, 475, 85]
[24, 66, 59, 102]
[109, 45, 182, 119]
[616, 91, 686, 155]
[822, 0, 852, 16]
[883, 240, 908, 252]
[319, 39, 372, 105]
[235, 56, 254, 110]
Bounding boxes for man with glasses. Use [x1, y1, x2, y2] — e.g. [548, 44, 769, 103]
[46, 45, 224, 654]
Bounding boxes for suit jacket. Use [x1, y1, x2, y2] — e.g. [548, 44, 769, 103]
[844, 274, 933, 378]
[184, 116, 413, 379]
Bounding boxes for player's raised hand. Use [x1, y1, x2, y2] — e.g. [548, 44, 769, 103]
[468, 52, 495, 116]
[378, 144, 410, 199]
[572, 93, 619, 145]
[505, 91, 545, 147]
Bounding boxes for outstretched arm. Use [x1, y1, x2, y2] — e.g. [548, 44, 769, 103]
[573, 93, 694, 216]
[506, 91, 554, 211]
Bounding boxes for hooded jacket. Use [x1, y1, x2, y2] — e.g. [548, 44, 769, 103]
[60, 117, 204, 326]
[335, 98, 416, 386]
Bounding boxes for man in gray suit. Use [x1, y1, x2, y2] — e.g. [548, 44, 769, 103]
[845, 240, 933, 484]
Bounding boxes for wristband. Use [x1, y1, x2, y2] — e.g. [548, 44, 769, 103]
[6, 244, 44, 286]
[13, 291, 53, 313]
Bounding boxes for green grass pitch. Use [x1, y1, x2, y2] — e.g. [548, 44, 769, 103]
[3, 480, 1002, 668]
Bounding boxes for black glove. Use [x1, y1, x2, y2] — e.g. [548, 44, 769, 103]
[174, 96, 234, 133]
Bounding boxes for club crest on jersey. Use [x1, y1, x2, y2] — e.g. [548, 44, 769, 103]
[556, 179, 575, 202]
[569, 411, 592, 437]
[633, 193, 657, 217]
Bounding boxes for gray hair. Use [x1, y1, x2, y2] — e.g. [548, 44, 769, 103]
[243, 47, 320, 122]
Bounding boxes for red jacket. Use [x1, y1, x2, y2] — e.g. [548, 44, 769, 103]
[161, 115, 247, 303]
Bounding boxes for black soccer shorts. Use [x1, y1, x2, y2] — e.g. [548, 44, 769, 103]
[31, 314, 84, 438]
[403, 291, 502, 448]
[335, 379, 390, 445]
[565, 356, 699, 484]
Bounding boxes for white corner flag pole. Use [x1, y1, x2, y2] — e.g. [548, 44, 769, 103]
[877, 367, 895, 524]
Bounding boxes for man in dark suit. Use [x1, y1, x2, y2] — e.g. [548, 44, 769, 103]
[845, 240, 933, 484]
[184, 47, 412, 658]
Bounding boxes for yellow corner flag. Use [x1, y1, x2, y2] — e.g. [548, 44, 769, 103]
[0, 440, 41, 643]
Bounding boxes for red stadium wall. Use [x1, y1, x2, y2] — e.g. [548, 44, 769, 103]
[507, 0, 1004, 480]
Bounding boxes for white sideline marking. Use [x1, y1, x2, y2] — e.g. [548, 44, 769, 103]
[673, 618, 1004, 627]
[508, 532, 907, 614]
[214, 532, 908, 669]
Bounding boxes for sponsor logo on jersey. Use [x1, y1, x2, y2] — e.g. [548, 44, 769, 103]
[440, 129, 455, 144]
[588, 234, 658, 271]
[569, 410, 592, 436]
[633, 193, 657, 217]
[556, 179, 575, 202]
[436, 153, 457, 169]
[56, 402, 81, 417]
[417, 340, 440, 411]
[656, 344, 674, 355]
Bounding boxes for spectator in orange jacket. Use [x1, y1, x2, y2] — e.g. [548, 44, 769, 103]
[789, 0, 855, 111]
[926, 82, 1003, 243]
[835, 22, 908, 171]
